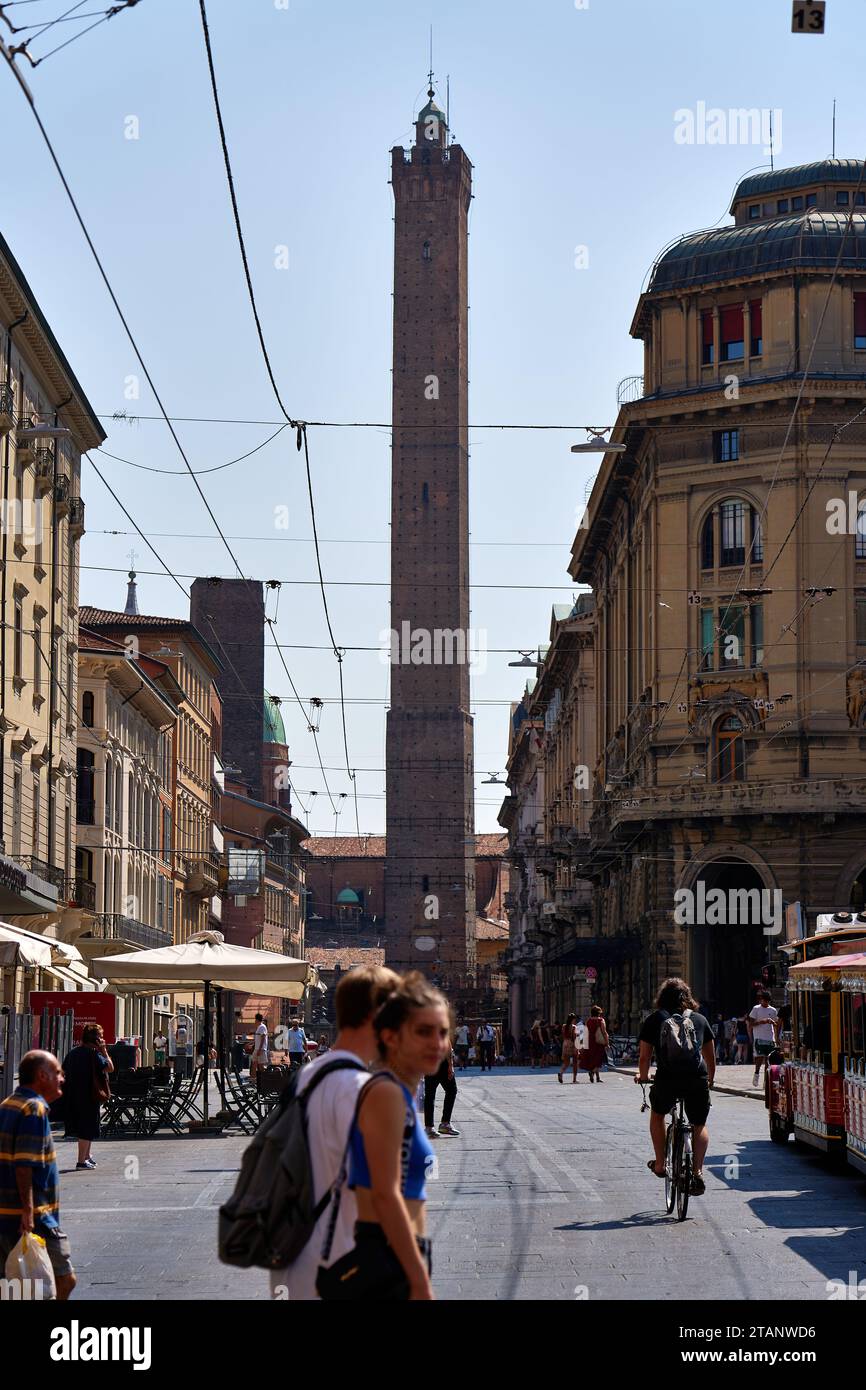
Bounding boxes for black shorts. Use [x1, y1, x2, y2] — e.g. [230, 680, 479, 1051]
[649, 1077, 711, 1125]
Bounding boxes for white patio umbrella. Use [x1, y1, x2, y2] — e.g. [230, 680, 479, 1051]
[92, 931, 319, 1127]
[92, 930, 315, 997]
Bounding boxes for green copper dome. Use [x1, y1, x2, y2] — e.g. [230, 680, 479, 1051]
[263, 691, 286, 745]
[336, 887, 361, 905]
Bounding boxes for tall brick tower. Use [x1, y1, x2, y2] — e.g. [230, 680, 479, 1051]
[385, 84, 476, 991]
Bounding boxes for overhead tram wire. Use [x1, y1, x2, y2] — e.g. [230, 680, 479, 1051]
[198, 0, 359, 830]
[83, 457, 340, 818]
[0, 47, 244, 581]
[0, 40, 344, 823]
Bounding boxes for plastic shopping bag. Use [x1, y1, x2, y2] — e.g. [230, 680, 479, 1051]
[3, 1231, 56, 1300]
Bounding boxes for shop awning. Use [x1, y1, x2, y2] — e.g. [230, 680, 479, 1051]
[0, 923, 54, 969]
[544, 934, 643, 969]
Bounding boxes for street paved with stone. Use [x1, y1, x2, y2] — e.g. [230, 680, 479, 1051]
[57, 1068, 866, 1301]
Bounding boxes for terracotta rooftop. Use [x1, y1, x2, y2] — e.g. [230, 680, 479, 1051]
[306, 832, 509, 859]
[476, 916, 509, 941]
[305, 946, 387, 971]
[79, 607, 191, 629]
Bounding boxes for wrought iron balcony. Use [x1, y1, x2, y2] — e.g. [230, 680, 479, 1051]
[54, 474, 70, 515]
[23, 856, 66, 890]
[64, 876, 96, 911]
[89, 913, 172, 949]
[616, 374, 645, 406]
[68, 497, 84, 537]
[33, 453, 54, 495]
[0, 384, 13, 430]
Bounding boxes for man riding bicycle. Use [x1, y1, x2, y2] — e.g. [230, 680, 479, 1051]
[635, 977, 716, 1196]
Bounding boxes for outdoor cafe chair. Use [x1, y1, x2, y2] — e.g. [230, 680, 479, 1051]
[102, 1071, 152, 1137]
[223, 1068, 262, 1134]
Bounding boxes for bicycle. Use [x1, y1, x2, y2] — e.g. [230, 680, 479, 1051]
[640, 1081, 693, 1221]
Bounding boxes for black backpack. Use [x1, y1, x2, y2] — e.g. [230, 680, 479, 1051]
[218, 1058, 367, 1270]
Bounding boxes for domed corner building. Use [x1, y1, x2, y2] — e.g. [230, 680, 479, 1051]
[568, 159, 866, 1031]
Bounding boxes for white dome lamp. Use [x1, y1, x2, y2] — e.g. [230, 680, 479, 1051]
[571, 429, 626, 454]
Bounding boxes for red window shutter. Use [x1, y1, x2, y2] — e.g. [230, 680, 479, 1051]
[855, 293, 866, 337]
[749, 299, 762, 338]
[720, 305, 744, 342]
[701, 310, 714, 346]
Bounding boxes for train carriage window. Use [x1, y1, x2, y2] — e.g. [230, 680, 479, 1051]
[843, 993, 865, 1058]
[801, 990, 832, 1061]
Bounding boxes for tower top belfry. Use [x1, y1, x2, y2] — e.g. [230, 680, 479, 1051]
[415, 81, 448, 148]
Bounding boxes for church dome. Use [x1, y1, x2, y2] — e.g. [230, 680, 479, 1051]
[336, 887, 361, 905]
[263, 691, 286, 746]
[648, 210, 866, 294]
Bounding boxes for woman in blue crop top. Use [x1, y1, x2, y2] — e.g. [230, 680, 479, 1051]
[323, 972, 450, 1301]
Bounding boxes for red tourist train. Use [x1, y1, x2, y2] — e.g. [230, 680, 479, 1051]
[766, 913, 866, 1173]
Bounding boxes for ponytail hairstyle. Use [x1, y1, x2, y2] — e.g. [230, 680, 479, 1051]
[373, 971, 449, 1060]
[655, 977, 698, 1014]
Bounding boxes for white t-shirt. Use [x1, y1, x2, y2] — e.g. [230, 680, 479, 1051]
[478, 1025, 494, 1043]
[255, 1022, 269, 1059]
[749, 1004, 778, 1043]
[269, 1049, 369, 1302]
[455, 1026, 469, 1047]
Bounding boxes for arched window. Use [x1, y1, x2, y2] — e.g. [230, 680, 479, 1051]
[714, 715, 745, 783]
[699, 498, 763, 571]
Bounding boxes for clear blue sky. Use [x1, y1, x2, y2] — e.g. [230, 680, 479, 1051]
[1, 0, 861, 833]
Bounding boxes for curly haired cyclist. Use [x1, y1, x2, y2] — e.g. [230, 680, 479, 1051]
[635, 977, 716, 1196]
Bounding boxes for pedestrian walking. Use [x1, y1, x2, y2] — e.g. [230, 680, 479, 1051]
[317, 972, 444, 1302]
[317, 1033, 330, 1057]
[724, 1016, 737, 1063]
[268, 963, 400, 1301]
[748, 990, 779, 1088]
[230, 1035, 246, 1074]
[477, 1020, 496, 1072]
[714, 1014, 727, 1064]
[530, 1018, 545, 1068]
[735, 1015, 750, 1064]
[61, 1024, 113, 1170]
[558, 1013, 579, 1084]
[579, 1006, 609, 1082]
[454, 1019, 470, 1070]
[424, 1048, 460, 1137]
[153, 1029, 167, 1067]
[0, 1050, 75, 1299]
[286, 1017, 308, 1069]
[250, 1013, 269, 1080]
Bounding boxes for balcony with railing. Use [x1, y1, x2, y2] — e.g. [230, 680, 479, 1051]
[23, 857, 66, 891]
[87, 912, 172, 950]
[33, 452, 54, 495]
[68, 497, 85, 537]
[616, 374, 645, 406]
[0, 385, 14, 431]
[64, 877, 96, 912]
[183, 850, 221, 897]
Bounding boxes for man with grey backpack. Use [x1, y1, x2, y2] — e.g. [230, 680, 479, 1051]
[634, 977, 716, 1197]
[219, 964, 398, 1300]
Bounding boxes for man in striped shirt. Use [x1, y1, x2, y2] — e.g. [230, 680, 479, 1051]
[0, 1050, 75, 1299]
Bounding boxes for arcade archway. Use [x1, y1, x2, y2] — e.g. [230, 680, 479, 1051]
[684, 856, 774, 1018]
